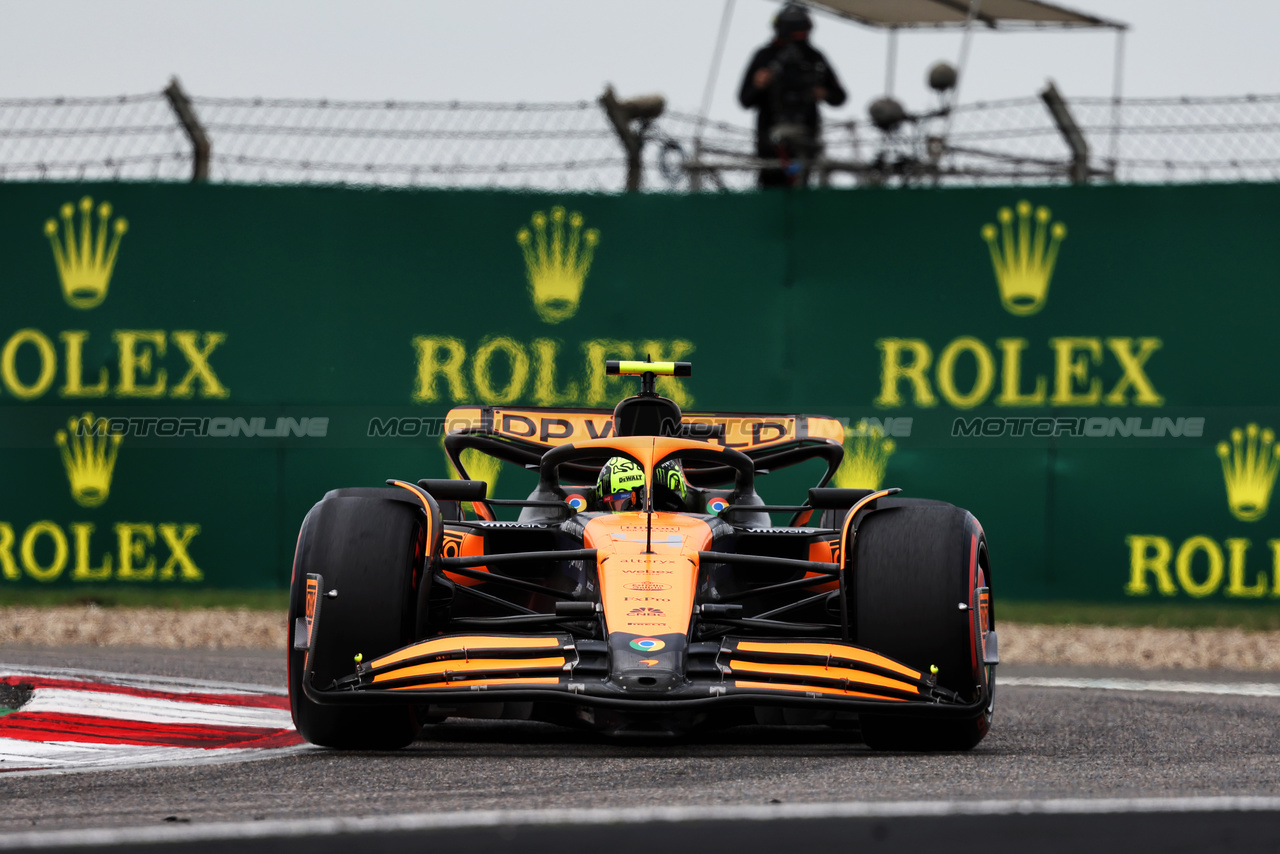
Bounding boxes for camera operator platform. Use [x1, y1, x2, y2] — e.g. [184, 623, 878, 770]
[738, 2, 847, 188]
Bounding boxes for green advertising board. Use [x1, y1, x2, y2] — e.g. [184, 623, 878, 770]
[0, 182, 1277, 603]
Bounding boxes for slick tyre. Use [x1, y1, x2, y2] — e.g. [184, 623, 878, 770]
[851, 499, 994, 751]
[287, 493, 426, 749]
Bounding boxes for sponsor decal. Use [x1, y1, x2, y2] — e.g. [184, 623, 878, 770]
[745, 527, 823, 534]
[517, 206, 599, 325]
[0, 329, 229, 401]
[45, 196, 128, 310]
[875, 335, 1163, 410]
[629, 638, 665, 652]
[1124, 535, 1280, 600]
[867, 207, 1159, 411]
[3, 200, 226, 405]
[0, 520, 203, 583]
[409, 210, 687, 407]
[1126, 422, 1280, 600]
[411, 339, 696, 408]
[1217, 423, 1279, 523]
[980, 199, 1067, 317]
[565, 493, 587, 512]
[56, 413, 120, 508]
[706, 497, 729, 514]
[304, 576, 318, 647]
[624, 581, 671, 591]
[440, 531, 464, 559]
[627, 607, 665, 617]
[638, 659, 660, 667]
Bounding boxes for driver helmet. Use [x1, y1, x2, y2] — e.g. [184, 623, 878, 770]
[773, 3, 813, 37]
[653, 458, 689, 512]
[595, 457, 647, 512]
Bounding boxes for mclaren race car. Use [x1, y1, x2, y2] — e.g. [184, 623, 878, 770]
[288, 360, 996, 750]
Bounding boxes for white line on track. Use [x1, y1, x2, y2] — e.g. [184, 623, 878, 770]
[1000, 675, 1280, 697]
[3, 797, 1280, 850]
[0, 663, 288, 696]
[20, 688, 293, 729]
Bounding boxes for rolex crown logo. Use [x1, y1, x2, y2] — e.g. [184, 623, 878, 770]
[517, 206, 599, 324]
[833, 428, 896, 491]
[56, 412, 122, 508]
[45, 196, 129, 310]
[981, 200, 1066, 317]
[1216, 423, 1280, 522]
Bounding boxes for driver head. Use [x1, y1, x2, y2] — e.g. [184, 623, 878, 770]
[653, 458, 689, 512]
[595, 456, 647, 512]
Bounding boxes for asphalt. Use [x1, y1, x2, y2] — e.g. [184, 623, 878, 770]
[3, 646, 1280, 852]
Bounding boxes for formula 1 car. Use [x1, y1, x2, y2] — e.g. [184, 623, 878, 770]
[288, 360, 996, 750]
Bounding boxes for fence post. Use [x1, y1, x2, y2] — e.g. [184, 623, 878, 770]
[599, 85, 665, 192]
[1040, 81, 1090, 184]
[164, 77, 210, 183]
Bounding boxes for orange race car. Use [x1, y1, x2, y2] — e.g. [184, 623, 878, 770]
[287, 360, 996, 750]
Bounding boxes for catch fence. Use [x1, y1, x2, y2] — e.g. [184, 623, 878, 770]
[3, 83, 1279, 190]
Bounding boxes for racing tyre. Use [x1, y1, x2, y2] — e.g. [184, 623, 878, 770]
[851, 499, 994, 751]
[287, 492, 426, 749]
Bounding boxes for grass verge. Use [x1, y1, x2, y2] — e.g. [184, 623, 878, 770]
[999, 601, 1280, 632]
[0, 587, 289, 611]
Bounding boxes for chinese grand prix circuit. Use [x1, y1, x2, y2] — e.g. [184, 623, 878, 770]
[1, 647, 1279, 854]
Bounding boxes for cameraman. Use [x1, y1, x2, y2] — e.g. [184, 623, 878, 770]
[738, 3, 846, 187]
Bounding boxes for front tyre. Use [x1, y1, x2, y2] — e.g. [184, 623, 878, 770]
[851, 499, 994, 751]
[287, 492, 426, 749]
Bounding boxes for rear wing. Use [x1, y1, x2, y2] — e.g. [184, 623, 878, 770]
[442, 406, 845, 487]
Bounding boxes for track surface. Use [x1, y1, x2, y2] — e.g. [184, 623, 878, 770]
[2, 646, 1280, 852]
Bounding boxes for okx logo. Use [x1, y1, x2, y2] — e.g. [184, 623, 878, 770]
[45, 196, 128, 309]
[980, 200, 1066, 317]
[516, 206, 599, 324]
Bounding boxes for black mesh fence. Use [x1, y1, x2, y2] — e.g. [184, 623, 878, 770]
[2, 86, 1279, 190]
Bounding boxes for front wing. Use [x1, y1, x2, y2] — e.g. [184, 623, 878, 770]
[298, 614, 990, 719]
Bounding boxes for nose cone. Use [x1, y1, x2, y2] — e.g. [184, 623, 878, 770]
[609, 634, 687, 694]
[612, 667, 684, 692]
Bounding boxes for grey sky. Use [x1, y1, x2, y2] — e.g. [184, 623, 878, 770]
[3, 1, 1279, 130]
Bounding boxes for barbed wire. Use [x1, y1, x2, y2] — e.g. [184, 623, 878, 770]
[3, 87, 1280, 189]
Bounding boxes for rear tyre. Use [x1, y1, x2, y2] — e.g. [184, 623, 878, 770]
[287, 493, 426, 749]
[851, 499, 993, 751]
